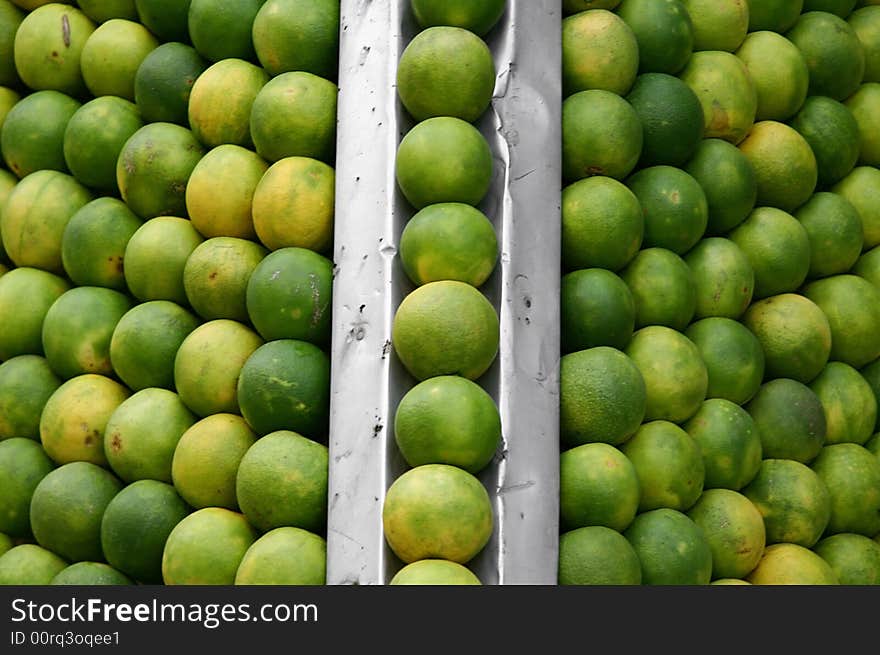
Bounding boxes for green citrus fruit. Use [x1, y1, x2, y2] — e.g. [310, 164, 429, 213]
[745, 378, 828, 463]
[561, 268, 636, 352]
[742, 458, 831, 547]
[682, 0, 749, 51]
[746, 542, 838, 584]
[734, 30, 809, 121]
[133, 41, 207, 125]
[616, 0, 694, 74]
[389, 559, 481, 585]
[187, 0, 262, 63]
[810, 361, 877, 445]
[813, 532, 880, 585]
[624, 507, 713, 585]
[394, 375, 501, 475]
[410, 0, 506, 37]
[0, 438, 55, 537]
[50, 561, 132, 585]
[811, 443, 880, 536]
[562, 9, 638, 97]
[789, 96, 861, 187]
[683, 398, 762, 491]
[559, 346, 646, 447]
[685, 237, 754, 320]
[620, 247, 696, 331]
[1, 89, 81, 178]
[0, 267, 70, 360]
[251, 0, 339, 79]
[832, 166, 880, 249]
[558, 525, 642, 585]
[0, 544, 67, 585]
[0, 355, 61, 441]
[123, 216, 204, 304]
[79, 18, 158, 101]
[234, 527, 326, 585]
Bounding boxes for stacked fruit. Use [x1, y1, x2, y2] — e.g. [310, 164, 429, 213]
[0, 0, 339, 586]
[558, 0, 880, 585]
[382, 1, 507, 585]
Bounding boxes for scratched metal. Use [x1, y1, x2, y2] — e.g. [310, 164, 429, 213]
[326, 0, 562, 585]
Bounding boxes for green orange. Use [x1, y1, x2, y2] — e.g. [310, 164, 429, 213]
[832, 166, 880, 250]
[684, 237, 754, 320]
[251, 0, 339, 79]
[234, 527, 326, 585]
[0, 355, 61, 441]
[562, 9, 639, 97]
[0, 267, 70, 360]
[746, 543, 838, 584]
[620, 247, 696, 331]
[745, 378, 827, 464]
[391, 280, 499, 382]
[742, 458, 831, 547]
[811, 443, 880, 536]
[123, 216, 204, 304]
[684, 317, 765, 406]
[0, 438, 55, 537]
[1, 89, 81, 178]
[558, 526, 642, 585]
[133, 41, 207, 126]
[734, 30, 809, 122]
[382, 463, 493, 564]
[390, 559, 481, 586]
[561, 268, 636, 352]
[810, 362, 877, 445]
[789, 96, 861, 187]
[616, 0, 694, 74]
[795, 192, 863, 280]
[624, 508, 713, 585]
[410, 0, 506, 37]
[187, 0, 262, 63]
[79, 18, 158, 101]
[683, 398, 763, 491]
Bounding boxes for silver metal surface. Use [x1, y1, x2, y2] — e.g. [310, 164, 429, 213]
[326, 0, 562, 585]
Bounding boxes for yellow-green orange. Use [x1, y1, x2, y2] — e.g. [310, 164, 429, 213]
[398, 26, 495, 122]
[812, 443, 880, 536]
[399, 203, 498, 289]
[621, 420, 705, 512]
[561, 268, 635, 352]
[684, 138, 757, 235]
[0, 355, 61, 441]
[0, 544, 66, 585]
[813, 533, 880, 585]
[803, 274, 880, 369]
[832, 166, 880, 249]
[39, 373, 130, 467]
[185, 144, 266, 241]
[685, 237, 754, 320]
[109, 300, 201, 392]
[682, 0, 749, 52]
[790, 96, 861, 187]
[234, 527, 326, 585]
[188, 0, 261, 63]
[391, 280, 499, 381]
[559, 346, 646, 447]
[558, 526, 642, 585]
[685, 317, 765, 406]
[30, 461, 122, 562]
[236, 340, 331, 440]
[678, 50, 757, 145]
[0, 438, 55, 537]
[562, 89, 643, 182]
[235, 430, 327, 533]
[687, 488, 766, 580]
[727, 207, 811, 299]
[626, 165, 707, 255]
[741, 293, 831, 383]
[249, 71, 337, 165]
[734, 30, 809, 121]
[683, 398, 763, 490]
[123, 216, 204, 305]
[41, 286, 132, 380]
[1, 89, 81, 178]
[187, 59, 268, 149]
[245, 247, 333, 345]
[396, 116, 493, 209]
[251, 156, 335, 253]
[746, 543, 838, 584]
[390, 559, 481, 586]
[171, 413, 257, 510]
[100, 479, 191, 584]
[626, 72, 705, 168]
[850, 6, 880, 81]
[394, 375, 501, 474]
[742, 458, 831, 547]
[133, 42, 207, 126]
[13, 3, 95, 96]
[116, 122, 206, 220]
[0, 267, 69, 360]
[79, 18, 158, 101]
[810, 362, 876, 446]
[560, 442, 640, 531]
[620, 247, 696, 331]
[382, 463, 493, 564]
[251, 0, 339, 79]
[616, 0, 694, 74]
[104, 389, 196, 484]
[624, 508, 713, 585]
[624, 326, 708, 424]
[561, 176, 643, 272]
[161, 507, 256, 585]
[562, 9, 638, 97]
[63, 95, 144, 194]
[173, 319, 263, 418]
[60, 197, 142, 291]
[786, 10, 866, 101]
[410, 0, 506, 37]
[846, 83, 880, 167]
[50, 561, 131, 585]
[745, 378, 827, 463]
[0, 169, 92, 274]
[183, 237, 267, 322]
